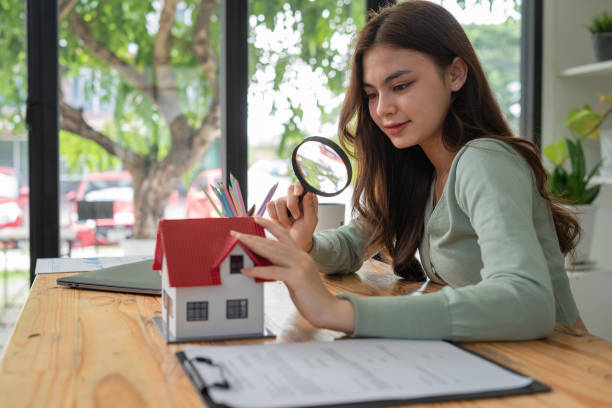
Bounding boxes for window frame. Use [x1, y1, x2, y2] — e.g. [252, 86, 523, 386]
[226, 298, 248, 319]
[27, 0, 60, 284]
[230, 255, 244, 274]
[26, 0, 540, 286]
[186, 301, 209, 322]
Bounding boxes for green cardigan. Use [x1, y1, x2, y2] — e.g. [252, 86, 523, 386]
[309, 138, 579, 341]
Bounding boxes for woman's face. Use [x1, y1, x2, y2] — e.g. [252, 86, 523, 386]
[362, 46, 460, 150]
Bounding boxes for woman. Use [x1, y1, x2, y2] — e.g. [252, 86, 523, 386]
[231, 0, 585, 340]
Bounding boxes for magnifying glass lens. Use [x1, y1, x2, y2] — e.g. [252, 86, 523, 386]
[292, 137, 352, 198]
[295, 142, 348, 195]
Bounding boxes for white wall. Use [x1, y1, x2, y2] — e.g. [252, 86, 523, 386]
[542, 0, 612, 340]
[542, 0, 612, 267]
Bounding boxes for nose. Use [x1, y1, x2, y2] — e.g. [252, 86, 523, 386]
[376, 93, 396, 117]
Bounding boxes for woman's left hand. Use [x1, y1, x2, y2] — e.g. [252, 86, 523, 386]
[230, 216, 355, 334]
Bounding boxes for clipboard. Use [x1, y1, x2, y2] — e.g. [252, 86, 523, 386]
[174, 339, 550, 408]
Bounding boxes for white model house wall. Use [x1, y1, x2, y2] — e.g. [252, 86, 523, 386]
[163, 245, 264, 340]
[161, 258, 177, 337]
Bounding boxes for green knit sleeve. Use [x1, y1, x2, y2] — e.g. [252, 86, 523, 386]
[309, 218, 371, 275]
[335, 140, 556, 341]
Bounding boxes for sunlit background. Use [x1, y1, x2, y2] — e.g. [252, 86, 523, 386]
[0, 0, 521, 354]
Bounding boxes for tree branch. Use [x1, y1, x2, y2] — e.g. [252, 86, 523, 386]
[193, 0, 219, 89]
[191, 0, 220, 149]
[59, 100, 144, 170]
[154, 0, 178, 67]
[152, 0, 192, 142]
[69, 13, 157, 106]
[194, 96, 221, 149]
[59, 0, 78, 21]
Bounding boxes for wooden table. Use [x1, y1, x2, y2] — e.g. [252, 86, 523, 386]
[1, 260, 611, 407]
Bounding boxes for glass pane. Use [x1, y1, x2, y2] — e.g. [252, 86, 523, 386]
[247, 1, 366, 219]
[433, 0, 522, 133]
[59, 1, 221, 258]
[0, 0, 29, 354]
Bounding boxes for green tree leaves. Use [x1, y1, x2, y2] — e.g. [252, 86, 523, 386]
[464, 19, 521, 133]
[249, 0, 364, 158]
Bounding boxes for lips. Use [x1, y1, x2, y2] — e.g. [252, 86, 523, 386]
[384, 120, 411, 136]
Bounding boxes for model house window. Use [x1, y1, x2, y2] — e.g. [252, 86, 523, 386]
[187, 301, 209, 321]
[226, 299, 248, 319]
[230, 255, 244, 274]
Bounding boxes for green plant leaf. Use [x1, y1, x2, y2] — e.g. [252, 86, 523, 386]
[599, 93, 612, 109]
[565, 106, 602, 140]
[549, 165, 568, 196]
[566, 138, 585, 182]
[545, 137, 602, 204]
[585, 160, 603, 184]
[587, 11, 612, 34]
[543, 138, 567, 165]
[582, 185, 601, 204]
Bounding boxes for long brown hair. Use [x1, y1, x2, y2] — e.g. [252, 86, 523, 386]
[339, 1, 579, 280]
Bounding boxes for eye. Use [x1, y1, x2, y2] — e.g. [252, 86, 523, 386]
[364, 92, 378, 101]
[393, 82, 413, 91]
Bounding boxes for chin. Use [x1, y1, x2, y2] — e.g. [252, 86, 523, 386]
[387, 134, 419, 150]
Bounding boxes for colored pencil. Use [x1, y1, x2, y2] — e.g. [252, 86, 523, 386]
[220, 182, 238, 217]
[247, 204, 256, 216]
[212, 185, 231, 217]
[228, 184, 243, 217]
[257, 181, 279, 216]
[230, 173, 247, 216]
[200, 185, 223, 218]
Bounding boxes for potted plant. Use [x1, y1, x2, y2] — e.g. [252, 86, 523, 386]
[587, 10, 612, 62]
[543, 112, 602, 267]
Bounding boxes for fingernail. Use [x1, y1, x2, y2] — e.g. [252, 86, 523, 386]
[241, 268, 251, 274]
[230, 230, 239, 236]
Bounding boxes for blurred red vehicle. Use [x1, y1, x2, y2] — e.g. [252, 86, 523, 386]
[0, 166, 28, 230]
[67, 170, 184, 247]
[67, 170, 135, 247]
[185, 168, 223, 218]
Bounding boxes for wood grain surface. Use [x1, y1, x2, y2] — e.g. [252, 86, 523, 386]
[0, 260, 611, 407]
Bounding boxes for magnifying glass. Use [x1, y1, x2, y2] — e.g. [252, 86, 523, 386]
[291, 136, 352, 199]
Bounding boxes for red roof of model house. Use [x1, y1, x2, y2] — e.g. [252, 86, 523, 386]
[153, 217, 272, 287]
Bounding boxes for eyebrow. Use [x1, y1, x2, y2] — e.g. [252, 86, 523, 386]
[363, 70, 412, 88]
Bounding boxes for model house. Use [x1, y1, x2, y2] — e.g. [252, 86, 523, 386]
[152, 217, 271, 342]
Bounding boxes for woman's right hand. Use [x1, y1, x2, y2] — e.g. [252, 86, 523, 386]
[266, 181, 318, 252]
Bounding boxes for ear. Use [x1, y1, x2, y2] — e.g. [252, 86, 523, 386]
[446, 57, 468, 92]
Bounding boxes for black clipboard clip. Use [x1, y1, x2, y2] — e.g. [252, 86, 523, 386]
[183, 355, 231, 391]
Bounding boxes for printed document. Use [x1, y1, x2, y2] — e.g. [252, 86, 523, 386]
[182, 338, 533, 408]
[36, 256, 153, 274]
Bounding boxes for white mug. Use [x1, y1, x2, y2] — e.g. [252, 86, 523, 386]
[316, 203, 345, 232]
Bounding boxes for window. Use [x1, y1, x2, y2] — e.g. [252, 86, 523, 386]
[0, 0, 30, 355]
[187, 301, 209, 322]
[246, 1, 366, 211]
[230, 255, 244, 274]
[226, 299, 248, 319]
[58, 1, 222, 256]
[431, 0, 522, 134]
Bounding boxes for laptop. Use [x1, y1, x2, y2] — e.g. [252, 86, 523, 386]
[56, 259, 161, 295]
